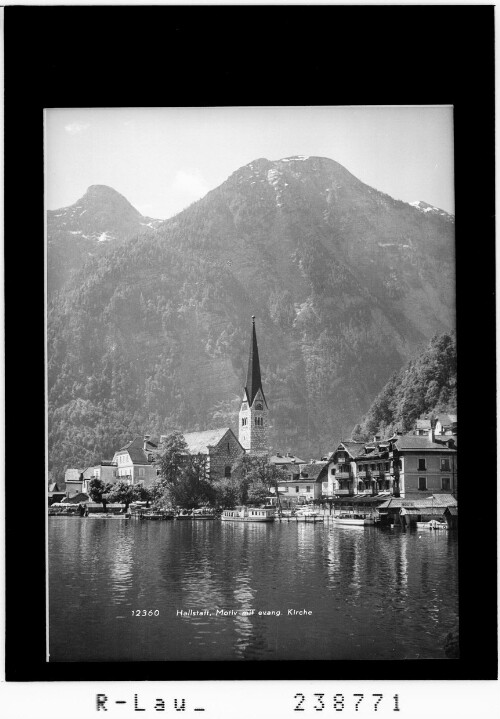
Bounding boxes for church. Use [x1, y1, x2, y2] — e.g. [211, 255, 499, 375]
[157, 315, 270, 481]
[238, 316, 269, 454]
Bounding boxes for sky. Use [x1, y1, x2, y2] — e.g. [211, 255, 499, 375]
[45, 106, 454, 219]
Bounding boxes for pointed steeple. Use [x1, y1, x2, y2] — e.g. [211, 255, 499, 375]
[244, 316, 266, 407]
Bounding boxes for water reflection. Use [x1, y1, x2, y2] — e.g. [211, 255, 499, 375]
[49, 518, 458, 662]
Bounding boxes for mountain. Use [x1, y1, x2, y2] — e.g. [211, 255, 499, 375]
[47, 185, 163, 294]
[409, 200, 455, 221]
[47, 156, 455, 480]
[352, 332, 457, 440]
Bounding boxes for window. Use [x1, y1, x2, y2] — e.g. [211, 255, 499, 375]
[418, 458, 427, 471]
[418, 477, 427, 491]
[441, 458, 451, 472]
[306, 486, 311, 493]
[139, 468, 145, 477]
[283, 486, 288, 493]
[227, 442, 230, 453]
[330, 467, 336, 475]
[296, 486, 299, 493]
[441, 477, 451, 491]
[224, 466, 231, 478]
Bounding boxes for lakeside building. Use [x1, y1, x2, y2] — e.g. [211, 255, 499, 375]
[269, 461, 329, 506]
[111, 436, 158, 487]
[326, 424, 457, 500]
[81, 461, 118, 494]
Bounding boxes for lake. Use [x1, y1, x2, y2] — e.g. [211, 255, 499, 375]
[48, 517, 458, 662]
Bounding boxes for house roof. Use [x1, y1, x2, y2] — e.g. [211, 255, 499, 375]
[115, 436, 158, 464]
[338, 441, 366, 458]
[378, 494, 457, 510]
[404, 507, 447, 516]
[298, 462, 328, 480]
[48, 482, 66, 492]
[61, 493, 90, 504]
[182, 428, 239, 455]
[393, 434, 457, 451]
[436, 413, 457, 424]
[416, 419, 431, 429]
[270, 454, 305, 465]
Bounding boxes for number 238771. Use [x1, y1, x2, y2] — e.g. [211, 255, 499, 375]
[294, 694, 400, 712]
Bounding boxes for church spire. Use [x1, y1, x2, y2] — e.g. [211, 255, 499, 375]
[239, 316, 269, 454]
[245, 316, 266, 407]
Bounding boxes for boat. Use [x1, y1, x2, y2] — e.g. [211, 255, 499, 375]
[86, 513, 129, 520]
[221, 506, 275, 522]
[294, 508, 324, 522]
[192, 509, 216, 520]
[416, 520, 448, 530]
[175, 510, 193, 520]
[332, 513, 375, 526]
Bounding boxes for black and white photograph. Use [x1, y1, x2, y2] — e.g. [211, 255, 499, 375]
[45, 105, 459, 663]
[3, 6, 497, 718]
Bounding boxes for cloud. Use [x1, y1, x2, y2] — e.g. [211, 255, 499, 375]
[64, 122, 90, 136]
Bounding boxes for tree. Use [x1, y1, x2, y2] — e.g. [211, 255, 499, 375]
[88, 478, 114, 512]
[167, 454, 214, 509]
[132, 484, 152, 507]
[103, 481, 152, 512]
[230, 454, 288, 506]
[104, 481, 134, 511]
[155, 431, 188, 485]
[214, 477, 240, 509]
[246, 481, 269, 506]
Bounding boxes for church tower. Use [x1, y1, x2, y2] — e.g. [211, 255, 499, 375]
[238, 316, 269, 455]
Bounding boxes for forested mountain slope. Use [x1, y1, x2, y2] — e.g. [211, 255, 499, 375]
[352, 333, 457, 440]
[47, 156, 455, 479]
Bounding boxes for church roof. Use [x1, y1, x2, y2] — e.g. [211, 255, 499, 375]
[182, 428, 236, 455]
[244, 316, 266, 407]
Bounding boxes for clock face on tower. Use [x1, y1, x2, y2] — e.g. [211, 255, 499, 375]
[255, 402, 263, 411]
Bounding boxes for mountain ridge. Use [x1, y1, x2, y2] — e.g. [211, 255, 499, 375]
[47, 156, 455, 480]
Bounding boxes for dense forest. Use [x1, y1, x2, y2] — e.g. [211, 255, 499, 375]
[47, 157, 456, 481]
[352, 332, 457, 440]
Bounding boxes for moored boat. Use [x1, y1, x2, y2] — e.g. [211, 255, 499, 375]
[416, 520, 448, 530]
[221, 506, 275, 522]
[294, 508, 324, 522]
[192, 509, 216, 520]
[332, 513, 374, 526]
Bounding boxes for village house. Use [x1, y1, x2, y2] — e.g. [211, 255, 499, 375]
[48, 482, 66, 506]
[392, 431, 457, 497]
[434, 413, 457, 436]
[64, 467, 85, 497]
[327, 422, 457, 500]
[81, 460, 118, 494]
[270, 461, 329, 507]
[269, 452, 305, 479]
[111, 436, 158, 488]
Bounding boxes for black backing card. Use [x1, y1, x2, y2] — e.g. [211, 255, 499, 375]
[4, 4, 496, 684]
